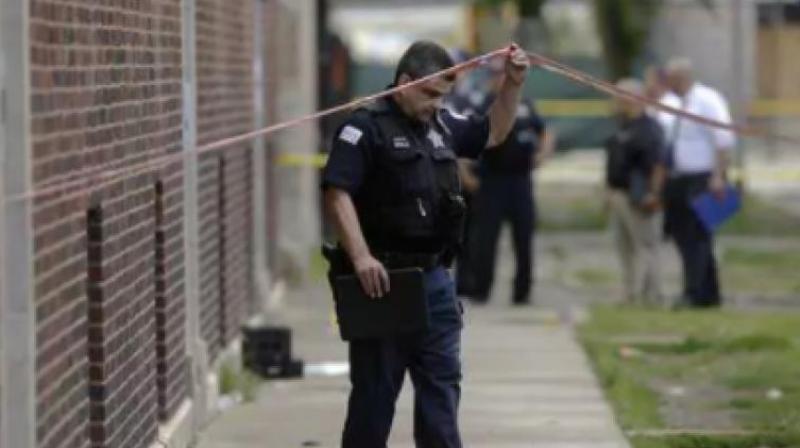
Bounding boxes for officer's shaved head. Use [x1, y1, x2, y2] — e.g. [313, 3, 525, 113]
[393, 41, 457, 122]
[395, 40, 456, 84]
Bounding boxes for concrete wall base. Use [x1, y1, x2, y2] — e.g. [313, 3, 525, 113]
[151, 399, 195, 448]
[204, 337, 244, 423]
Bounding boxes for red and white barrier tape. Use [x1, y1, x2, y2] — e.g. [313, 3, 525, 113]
[7, 46, 796, 204]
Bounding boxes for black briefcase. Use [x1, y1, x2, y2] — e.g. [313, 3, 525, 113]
[331, 267, 428, 341]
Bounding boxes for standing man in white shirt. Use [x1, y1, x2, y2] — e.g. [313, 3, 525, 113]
[663, 58, 736, 308]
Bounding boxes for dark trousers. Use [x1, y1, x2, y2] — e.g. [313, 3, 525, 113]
[664, 173, 721, 307]
[470, 175, 536, 304]
[342, 267, 463, 448]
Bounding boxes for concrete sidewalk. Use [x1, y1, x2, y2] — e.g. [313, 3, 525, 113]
[196, 276, 629, 448]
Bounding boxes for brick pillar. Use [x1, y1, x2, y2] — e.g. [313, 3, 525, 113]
[251, 0, 270, 313]
[0, 1, 37, 447]
[180, 0, 211, 429]
[216, 156, 228, 341]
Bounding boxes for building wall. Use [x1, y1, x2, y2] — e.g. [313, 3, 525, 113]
[273, 0, 320, 279]
[649, 0, 757, 117]
[757, 26, 800, 99]
[195, 0, 255, 361]
[29, 1, 185, 447]
[0, 0, 295, 446]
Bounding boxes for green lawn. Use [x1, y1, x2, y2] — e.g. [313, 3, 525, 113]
[721, 194, 800, 237]
[579, 306, 800, 448]
[722, 247, 800, 296]
[537, 185, 800, 237]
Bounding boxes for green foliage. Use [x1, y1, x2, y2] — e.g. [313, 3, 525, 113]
[592, 0, 661, 78]
[475, 0, 547, 18]
[219, 362, 262, 403]
[474, 0, 714, 78]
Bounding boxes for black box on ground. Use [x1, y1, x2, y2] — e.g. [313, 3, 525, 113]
[242, 326, 303, 379]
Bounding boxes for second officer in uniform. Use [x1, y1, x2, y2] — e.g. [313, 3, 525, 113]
[322, 41, 529, 447]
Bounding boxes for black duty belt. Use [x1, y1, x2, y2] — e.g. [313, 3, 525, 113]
[377, 252, 442, 272]
[322, 244, 444, 274]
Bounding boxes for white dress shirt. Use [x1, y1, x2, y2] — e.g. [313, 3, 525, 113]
[670, 83, 736, 175]
[651, 91, 681, 136]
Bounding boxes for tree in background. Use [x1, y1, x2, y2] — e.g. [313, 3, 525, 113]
[475, 0, 713, 78]
[592, 0, 660, 78]
[475, 0, 549, 52]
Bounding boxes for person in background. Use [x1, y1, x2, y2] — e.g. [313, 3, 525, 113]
[444, 49, 498, 299]
[605, 79, 668, 305]
[663, 58, 735, 308]
[443, 49, 494, 298]
[644, 64, 682, 137]
[468, 97, 556, 306]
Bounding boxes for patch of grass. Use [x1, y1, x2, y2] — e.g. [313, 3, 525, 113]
[219, 362, 262, 403]
[720, 334, 792, 353]
[630, 433, 800, 448]
[579, 306, 800, 446]
[583, 342, 663, 429]
[219, 362, 238, 396]
[721, 194, 800, 237]
[722, 246, 800, 296]
[729, 398, 756, 410]
[537, 185, 800, 236]
[573, 267, 618, 287]
[632, 336, 713, 355]
[309, 247, 330, 283]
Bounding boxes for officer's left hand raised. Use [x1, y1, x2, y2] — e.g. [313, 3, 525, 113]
[506, 44, 530, 85]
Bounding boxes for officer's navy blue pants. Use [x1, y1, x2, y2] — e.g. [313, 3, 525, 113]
[665, 173, 721, 307]
[342, 267, 463, 448]
[470, 174, 535, 303]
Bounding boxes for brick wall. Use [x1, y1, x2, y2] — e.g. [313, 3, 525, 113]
[19, 0, 266, 446]
[86, 182, 158, 448]
[195, 0, 255, 361]
[29, 1, 186, 447]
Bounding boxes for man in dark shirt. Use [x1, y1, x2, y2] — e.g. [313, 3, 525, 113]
[605, 78, 667, 305]
[321, 41, 529, 447]
[468, 98, 555, 305]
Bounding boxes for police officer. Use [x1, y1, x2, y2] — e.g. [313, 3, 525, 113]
[442, 51, 500, 298]
[321, 41, 529, 447]
[469, 98, 554, 305]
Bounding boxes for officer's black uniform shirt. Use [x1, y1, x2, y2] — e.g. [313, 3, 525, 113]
[480, 100, 545, 176]
[605, 113, 666, 190]
[322, 95, 490, 252]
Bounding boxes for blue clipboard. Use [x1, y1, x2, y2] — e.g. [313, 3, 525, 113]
[690, 186, 741, 233]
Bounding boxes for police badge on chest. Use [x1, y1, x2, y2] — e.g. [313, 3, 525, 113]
[393, 136, 411, 149]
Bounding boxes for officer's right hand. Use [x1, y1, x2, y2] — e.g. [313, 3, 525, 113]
[353, 254, 390, 299]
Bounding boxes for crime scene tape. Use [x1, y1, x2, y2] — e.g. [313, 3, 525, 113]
[7, 45, 799, 204]
[528, 51, 800, 143]
[8, 47, 510, 204]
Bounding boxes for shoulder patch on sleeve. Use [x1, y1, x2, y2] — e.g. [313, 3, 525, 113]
[339, 125, 363, 145]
